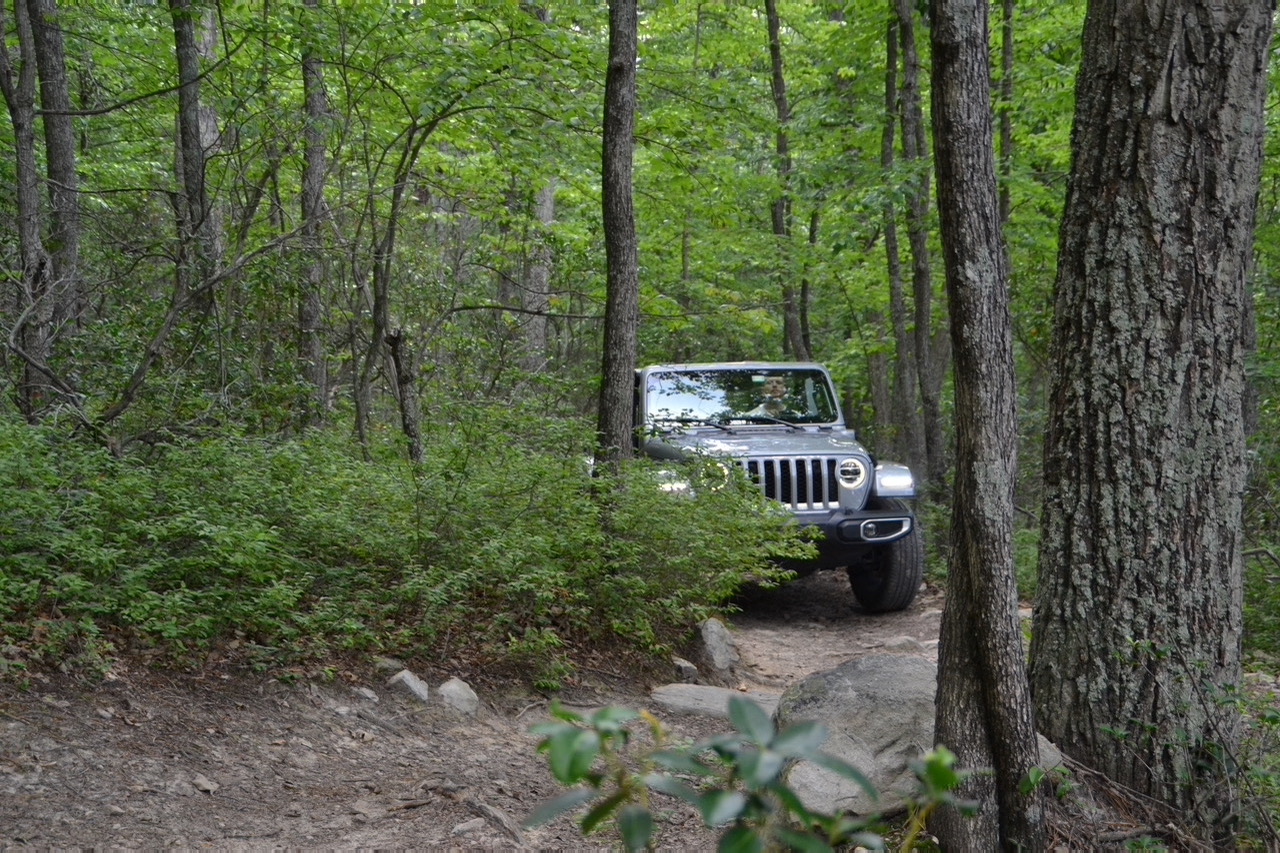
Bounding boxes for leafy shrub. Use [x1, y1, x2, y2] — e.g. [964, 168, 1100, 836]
[1246, 547, 1280, 662]
[0, 406, 809, 683]
[528, 695, 971, 851]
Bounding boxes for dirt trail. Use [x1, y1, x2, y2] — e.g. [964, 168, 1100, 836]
[0, 571, 942, 850]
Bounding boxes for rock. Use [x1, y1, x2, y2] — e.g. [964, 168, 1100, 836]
[471, 801, 524, 843]
[650, 684, 779, 719]
[192, 773, 219, 794]
[776, 655, 935, 816]
[672, 656, 699, 683]
[700, 617, 740, 678]
[437, 678, 479, 715]
[451, 817, 486, 836]
[776, 655, 1067, 817]
[352, 687, 379, 702]
[387, 669, 431, 704]
[879, 635, 925, 653]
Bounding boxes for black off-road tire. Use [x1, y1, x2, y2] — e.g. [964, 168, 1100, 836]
[846, 500, 923, 613]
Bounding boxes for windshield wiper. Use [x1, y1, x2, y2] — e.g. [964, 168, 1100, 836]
[660, 417, 732, 432]
[741, 415, 801, 430]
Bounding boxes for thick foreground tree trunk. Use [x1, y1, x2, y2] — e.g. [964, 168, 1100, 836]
[928, 0, 1044, 849]
[1030, 1, 1272, 841]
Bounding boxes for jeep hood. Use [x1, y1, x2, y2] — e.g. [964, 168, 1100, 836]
[643, 428, 871, 461]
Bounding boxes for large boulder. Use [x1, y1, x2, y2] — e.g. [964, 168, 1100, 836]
[775, 654, 935, 816]
[775, 654, 1064, 817]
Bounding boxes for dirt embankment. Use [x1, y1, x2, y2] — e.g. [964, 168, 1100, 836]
[0, 571, 943, 850]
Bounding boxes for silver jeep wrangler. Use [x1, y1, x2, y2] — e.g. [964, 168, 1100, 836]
[635, 361, 923, 612]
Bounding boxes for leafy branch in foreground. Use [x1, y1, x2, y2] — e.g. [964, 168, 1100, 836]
[527, 695, 969, 852]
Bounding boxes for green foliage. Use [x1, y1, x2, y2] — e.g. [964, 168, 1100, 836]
[1245, 549, 1280, 662]
[1238, 697, 1280, 848]
[0, 408, 806, 683]
[528, 695, 969, 852]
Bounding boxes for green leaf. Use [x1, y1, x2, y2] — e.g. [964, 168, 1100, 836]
[617, 804, 654, 852]
[547, 728, 601, 785]
[727, 697, 774, 746]
[700, 789, 748, 826]
[717, 824, 764, 853]
[650, 749, 718, 776]
[1020, 766, 1046, 795]
[580, 790, 626, 834]
[548, 701, 585, 724]
[523, 787, 596, 828]
[641, 771, 702, 805]
[914, 747, 965, 795]
[590, 705, 640, 733]
[770, 720, 828, 758]
[774, 826, 833, 852]
[736, 748, 785, 788]
[808, 752, 878, 800]
[770, 782, 819, 825]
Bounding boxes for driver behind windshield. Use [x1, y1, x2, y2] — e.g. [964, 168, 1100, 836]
[745, 375, 793, 418]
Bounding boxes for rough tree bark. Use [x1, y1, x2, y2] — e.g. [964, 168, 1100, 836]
[170, 0, 223, 300]
[880, 14, 926, 473]
[0, 0, 54, 419]
[28, 0, 80, 336]
[1030, 1, 1273, 840]
[522, 179, 556, 373]
[765, 0, 809, 361]
[894, 0, 948, 490]
[928, 0, 1045, 849]
[299, 0, 329, 428]
[594, 0, 639, 465]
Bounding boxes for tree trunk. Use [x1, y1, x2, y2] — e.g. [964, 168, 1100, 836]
[386, 329, 422, 465]
[997, 0, 1014, 231]
[595, 0, 639, 465]
[928, 0, 1045, 849]
[523, 179, 556, 373]
[0, 0, 54, 420]
[299, 0, 329, 427]
[170, 0, 222, 306]
[895, 0, 948, 490]
[881, 14, 926, 472]
[28, 0, 80, 336]
[765, 0, 809, 361]
[1030, 1, 1272, 839]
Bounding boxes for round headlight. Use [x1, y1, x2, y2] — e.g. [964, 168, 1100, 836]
[838, 458, 867, 488]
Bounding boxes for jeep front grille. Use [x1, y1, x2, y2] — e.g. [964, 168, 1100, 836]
[743, 457, 841, 510]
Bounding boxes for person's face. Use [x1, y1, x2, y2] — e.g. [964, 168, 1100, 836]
[763, 377, 786, 398]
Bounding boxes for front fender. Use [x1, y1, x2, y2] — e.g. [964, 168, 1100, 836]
[874, 463, 916, 499]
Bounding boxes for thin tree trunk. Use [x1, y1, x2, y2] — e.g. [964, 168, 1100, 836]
[895, 0, 947, 489]
[882, 14, 925, 471]
[28, 0, 80, 336]
[1031, 1, 1272, 838]
[0, 0, 54, 420]
[997, 0, 1014, 230]
[299, 0, 328, 427]
[595, 0, 639, 465]
[928, 0, 1045, 849]
[170, 0, 220, 307]
[765, 0, 808, 361]
[523, 179, 556, 373]
[386, 329, 422, 465]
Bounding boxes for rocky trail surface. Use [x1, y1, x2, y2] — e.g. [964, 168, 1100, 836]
[0, 571, 943, 850]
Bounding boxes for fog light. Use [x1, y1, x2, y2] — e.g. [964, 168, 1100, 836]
[864, 522, 878, 538]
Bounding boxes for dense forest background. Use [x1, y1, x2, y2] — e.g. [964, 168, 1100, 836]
[2, 1, 1280, 689]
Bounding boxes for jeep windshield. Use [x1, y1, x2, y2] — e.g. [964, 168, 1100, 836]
[644, 367, 840, 426]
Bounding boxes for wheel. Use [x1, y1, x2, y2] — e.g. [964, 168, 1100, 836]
[846, 500, 923, 613]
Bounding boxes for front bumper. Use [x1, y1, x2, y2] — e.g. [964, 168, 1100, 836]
[783, 507, 915, 571]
